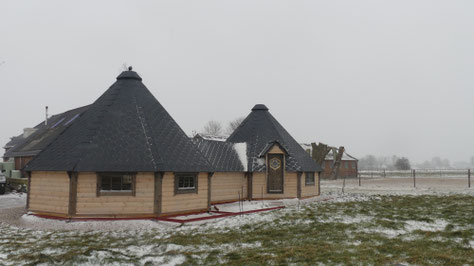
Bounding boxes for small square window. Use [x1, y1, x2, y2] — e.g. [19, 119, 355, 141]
[175, 173, 198, 194]
[305, 172, 315, 186]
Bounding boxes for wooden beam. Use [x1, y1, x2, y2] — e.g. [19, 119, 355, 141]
[247, 172, 253, 200]
[154, 172, 164, 215]
[26, 171, 31, 210]
[297, 172, 302, 199]
[67, 171, 78, 217]
[207, 172, 214, 210]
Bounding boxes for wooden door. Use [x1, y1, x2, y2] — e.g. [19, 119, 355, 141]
[267, 154, 284, 193]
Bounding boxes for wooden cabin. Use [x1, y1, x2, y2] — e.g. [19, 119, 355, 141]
[24, 69, 322, 219]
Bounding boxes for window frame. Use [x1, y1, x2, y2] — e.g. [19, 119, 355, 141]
[305, 172, 315, 186]
[174, 172, 199, 195]
[96, 172, 136, 197]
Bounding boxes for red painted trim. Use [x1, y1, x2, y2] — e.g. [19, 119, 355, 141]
[28, 205, 287, 223]
[155, 206, 286, 224]
[31, 214, 156, 221]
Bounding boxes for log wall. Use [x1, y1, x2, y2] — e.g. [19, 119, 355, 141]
[28, 171, 69, 214]
[301, 173, 320, 198]
[161, 172, 208, 214]
[75, 172, 154, 215]
[252, 172, 297, 199]
[211, 172, 247, 203]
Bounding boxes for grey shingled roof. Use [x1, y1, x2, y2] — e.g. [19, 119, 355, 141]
[193, 138, 245, 172]
[25, 70, 212, 172]
[4, 105, 90, 158]
[227, 104, 322, 173]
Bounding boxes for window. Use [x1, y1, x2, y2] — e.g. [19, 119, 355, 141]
[344, 162, 349, 169]
[175, 173, 198, 194]
[352, 162, 356, 169]
[321, 162, 325, 169]
[305, 172, 315, 186]
[97, 173, 135, 196]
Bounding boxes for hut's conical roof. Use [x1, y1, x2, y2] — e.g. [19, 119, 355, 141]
[25, 70, 212, 172]
[227, 104, 322, 172]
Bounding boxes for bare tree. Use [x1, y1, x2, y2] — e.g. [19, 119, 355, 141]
[202, 120, 223, 136]
[226, 117, 245, 134]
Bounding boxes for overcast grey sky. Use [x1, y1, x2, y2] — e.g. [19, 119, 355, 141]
[1, 0, 473, 163]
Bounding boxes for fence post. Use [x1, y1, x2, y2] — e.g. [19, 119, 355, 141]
[412, 169, 416, 188]
[469, 169, 471, 188]
[383, 169, 386, 178]
[358, 172, 361, 186]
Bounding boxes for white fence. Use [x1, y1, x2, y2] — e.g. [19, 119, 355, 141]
[358, 169, 471, 179]
[357, 169, 471, 188]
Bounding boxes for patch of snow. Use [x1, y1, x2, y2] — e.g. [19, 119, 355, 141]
[233, 143, 248, 171]
[404, 219, 448, 232]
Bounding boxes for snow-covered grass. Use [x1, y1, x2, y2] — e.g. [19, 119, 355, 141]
[0, 193, 472, 265]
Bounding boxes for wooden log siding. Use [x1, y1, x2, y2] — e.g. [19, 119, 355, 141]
[161, 172, 208, 214]
[252, 172, 297, 199]
[210, 172, 248, 203]
[301, 172, 320, 198]
[28, 171, 70, 215]
[76, 172, 154, 215]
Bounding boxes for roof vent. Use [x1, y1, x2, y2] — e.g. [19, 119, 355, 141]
[251, 104, 269, 111]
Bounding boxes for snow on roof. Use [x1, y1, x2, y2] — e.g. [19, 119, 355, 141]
[194, 133, 228, 142]
[233, 142, 248, 171]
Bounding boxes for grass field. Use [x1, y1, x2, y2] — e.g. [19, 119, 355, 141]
[1, 194, 473, 265]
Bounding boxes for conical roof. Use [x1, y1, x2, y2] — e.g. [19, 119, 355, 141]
[25, 69, 212, 172]
[227, 104, 322, 172]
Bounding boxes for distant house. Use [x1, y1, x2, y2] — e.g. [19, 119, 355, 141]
[320, 150, 358, 179]
[23, 68, 322, 219]
[301, 144, 358, 179]
[2, 106, 89, 175]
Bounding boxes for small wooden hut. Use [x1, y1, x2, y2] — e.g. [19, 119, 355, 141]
[225, 104, 322, 200]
